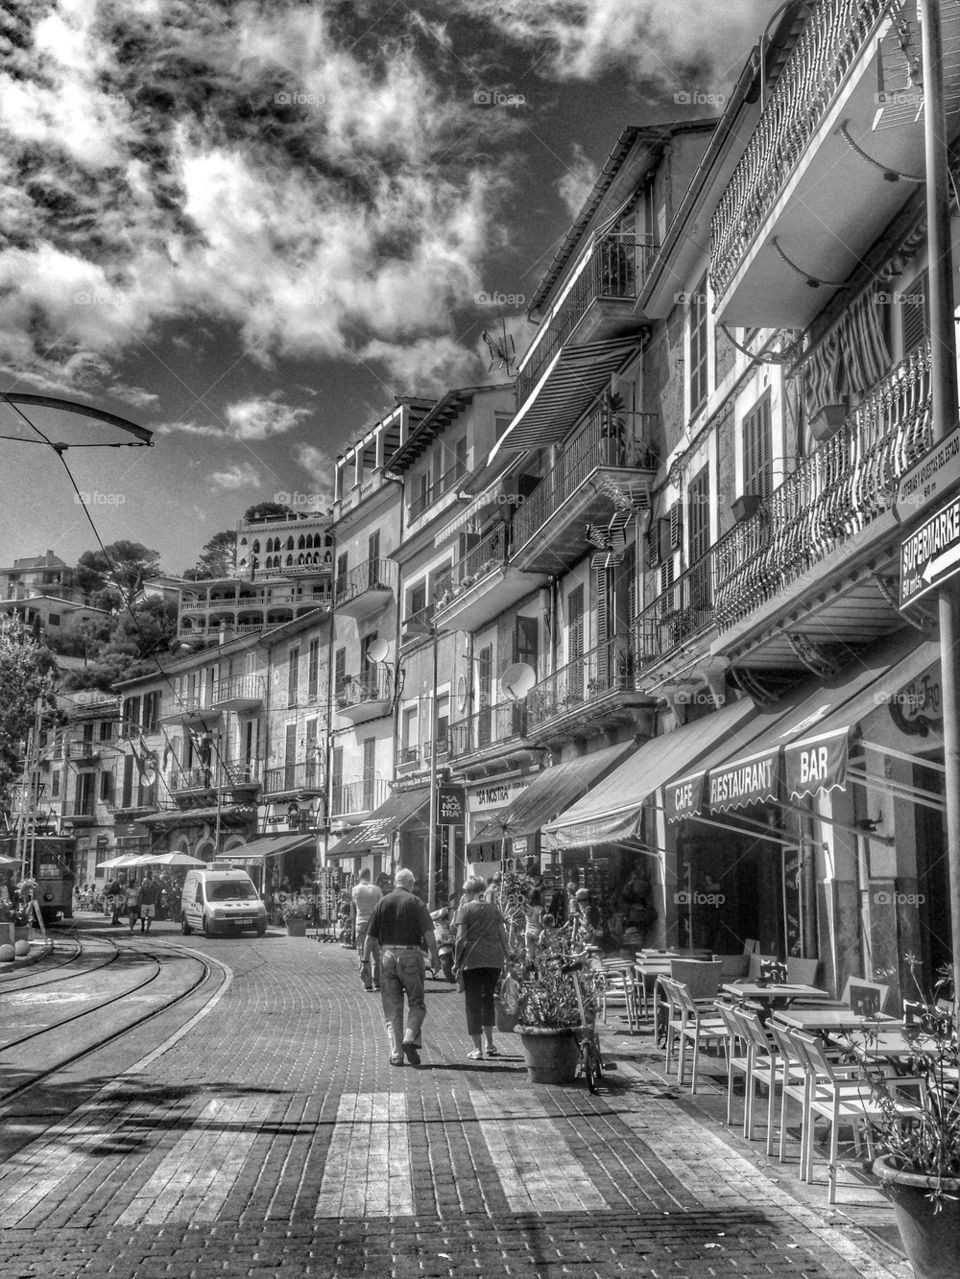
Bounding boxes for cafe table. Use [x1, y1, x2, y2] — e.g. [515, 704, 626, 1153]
[772, 1007, 904, 1034]
[721, 981, 831, 1005]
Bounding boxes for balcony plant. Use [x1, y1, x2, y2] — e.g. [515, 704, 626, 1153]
[851, 958, 959, 1279]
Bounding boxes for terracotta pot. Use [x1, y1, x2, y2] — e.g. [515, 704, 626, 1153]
[873, 1156, 960, 1279]
[517, 1025, 579, 1084]
[286, 918, 309, 937]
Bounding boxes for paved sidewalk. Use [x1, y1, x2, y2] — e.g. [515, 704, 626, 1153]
[0, 926, 911, 1279]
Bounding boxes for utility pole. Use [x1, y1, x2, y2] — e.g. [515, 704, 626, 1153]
[919, 0, 960, 1013]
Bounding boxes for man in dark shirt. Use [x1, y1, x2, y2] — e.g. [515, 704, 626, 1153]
[363, 867, 440, 1066]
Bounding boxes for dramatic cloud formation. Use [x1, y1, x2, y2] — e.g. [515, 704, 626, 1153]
[156, 393, 310, 440]
[209, 461, 260, 490]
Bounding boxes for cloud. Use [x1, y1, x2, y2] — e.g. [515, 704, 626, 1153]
[209, 461, 260, 490]
[557, 143, 598, 219]
[157, 392, 311, 439]
[293, 443, 335, 508]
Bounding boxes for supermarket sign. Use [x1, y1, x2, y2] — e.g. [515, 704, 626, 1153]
[899, 490, 960, 608]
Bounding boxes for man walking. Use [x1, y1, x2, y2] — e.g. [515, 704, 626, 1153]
[351, 868, 382, 991]
[138, 871, 158, 934]
[362, 868, 440, 1067]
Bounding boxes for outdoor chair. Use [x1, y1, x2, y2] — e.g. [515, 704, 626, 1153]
[766, 1022, 820, 1172]
[714, 1001, 754, 1133]
[675, 981, 730, 1093]
[599, 957, 638, 1032]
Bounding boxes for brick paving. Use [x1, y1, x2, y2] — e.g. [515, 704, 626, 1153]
[0, 925, 912, 1279]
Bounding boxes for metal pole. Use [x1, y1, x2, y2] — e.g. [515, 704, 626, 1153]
[427, 626, 439, 909]
[920, 0, 960, 1014]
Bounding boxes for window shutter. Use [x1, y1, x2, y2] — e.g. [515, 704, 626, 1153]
[669, 502, 683, 550]
[901, 272, 928, 354]
[659, 560, 674, 593]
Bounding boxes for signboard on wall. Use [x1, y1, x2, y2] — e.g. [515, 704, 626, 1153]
[437, 786, 466, 827]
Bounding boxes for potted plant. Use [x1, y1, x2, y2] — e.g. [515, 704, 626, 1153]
[853, 959, 959, 1279]
[281, 900, 313, 937]
[514, 948, 599, 1085]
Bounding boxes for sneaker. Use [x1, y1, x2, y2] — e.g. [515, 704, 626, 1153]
[364, 985, 374, 991]
[389, 1055, 404, 1067]
[402, 1042, 421, 1066]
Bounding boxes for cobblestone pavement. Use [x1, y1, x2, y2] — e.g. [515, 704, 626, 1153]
[0, 924, 912, 1279]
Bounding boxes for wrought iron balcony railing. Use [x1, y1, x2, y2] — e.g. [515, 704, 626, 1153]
[525, 635, 634, 731]
[212, 674, 264, 705]
[516, 236, 657, 409]
[262, 759, 324, 795]
[329, 776, 389, 817]
[334, 666, 393, 710]
[448, 700, 527, 758]
[435, 524, 509, 603]
[169, 761, 262, 793]
[711, 0, 886, 299]
[511, 407, 658, 552]
[713, 342, 932, 632]
[334, 558, 397, 607]
[635, 558, 713, 670]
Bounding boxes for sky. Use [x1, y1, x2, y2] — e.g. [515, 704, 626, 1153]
[0, 0, 773, 576]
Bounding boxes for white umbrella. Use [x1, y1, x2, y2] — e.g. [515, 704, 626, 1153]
[98, 853, 151, 870]
[0, 853, 19, 868]
[137, 851, 207, 867]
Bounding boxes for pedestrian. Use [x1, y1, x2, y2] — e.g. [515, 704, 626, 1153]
[138, 871, 158, 933]
[538, 912, 560, 952]
[124, 878, 141, 933]
[105, 877, 123, 925]
[351, 868, 382, 991]
[454, 875, 510, 1060]
[362, 866, 440, 1067]
[523, 885, 543, 966]
[572, 887, 600, 948]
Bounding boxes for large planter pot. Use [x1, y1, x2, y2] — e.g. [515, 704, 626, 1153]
[517, 1025, 579, 1084]
[285, 918, 309, 937]
[873, 1157, 960, 1279]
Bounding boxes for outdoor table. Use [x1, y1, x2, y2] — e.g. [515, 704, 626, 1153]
[826, 1029, 937, 1058]
[721, 981, 831, 1005]
[772, 1007, 904, 1034]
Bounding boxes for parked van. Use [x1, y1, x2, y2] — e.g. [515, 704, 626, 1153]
[180, 868, 267, 938]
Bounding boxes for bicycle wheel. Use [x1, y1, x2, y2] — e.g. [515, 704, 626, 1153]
[584, 1041, 599, 1093]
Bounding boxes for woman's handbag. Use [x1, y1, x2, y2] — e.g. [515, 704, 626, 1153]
[495, 973, 520, 1033]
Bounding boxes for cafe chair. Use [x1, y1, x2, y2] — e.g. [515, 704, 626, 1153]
[736, 1008, 794, 1154]
[766, 1023, 816, 1171]
[599, 957, 638, 1032]
[714, 1002, 754, 1133]
[675, 982, 730, 1093]
[670, 958, 723, 1003]
[792, 1031, 923, 1203]
[785, 957, 820, 987]
[657, 976, 684, 1068]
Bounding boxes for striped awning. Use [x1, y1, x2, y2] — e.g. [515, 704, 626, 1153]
[326, 787, 430, 857]
[498, 337, 638, 452]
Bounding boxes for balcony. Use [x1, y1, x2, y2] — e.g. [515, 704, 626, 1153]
[60, 801, 97, 826]
[159, 692, 220, 727]
[177, 585, 332, 639]
[169, 760, 262, 796]
[710, 0, 956, 327]
[63, 741, 105, 765]
[712, 343, 932, 670]
[262, 759, 325, 797]
[434, 524, 537, 631]
[334, 667, 394, 724]
[525, 634, 652, 740]
[409, 457, 467, 522]
[400, 604, 436, 649]
[635, 558, 715, 681]
[510, 407, 658, 574]
[448, 700, 541, 777]
[212, 674, 264, 713]
[329, 776, 390, 822]
[333, 558, 397, 620]
[396, 745, 421, 772]
[511, 236, 657, 448]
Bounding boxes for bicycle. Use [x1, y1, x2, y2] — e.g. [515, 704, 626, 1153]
[563, 956, 616, 1093]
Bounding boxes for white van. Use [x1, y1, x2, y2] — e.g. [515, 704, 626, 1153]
[180, 868, 267, 938]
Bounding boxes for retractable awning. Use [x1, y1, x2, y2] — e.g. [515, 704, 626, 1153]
[226, 832, 316, 861]
[666, 631, 939, 823]
[135, 805, 254, 826]
[543, 697, 756, 850]
[326, 787, 430, 857]
[471, 741, 637, 852]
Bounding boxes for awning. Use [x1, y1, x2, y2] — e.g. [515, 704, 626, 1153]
[471, 741, 637, 851]
[544, 697, 756, 849]
[326, 787, 430, 857]
[225, 832, 316, 861]
[134, 805, 254, 826]
[667, 630, 939, 822]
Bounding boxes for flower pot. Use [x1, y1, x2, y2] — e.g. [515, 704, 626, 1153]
[873, 1157, 960, 1279]
[286, 918, 309, 937]
[517, 1025, 579, 1084]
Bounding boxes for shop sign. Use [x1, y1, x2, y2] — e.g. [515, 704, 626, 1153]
[899, 490, 960, 607]
[468, 781, 528, 811]
[512, 836, 529, 856]
[96, 834, 109, 850]
[887, 661, 943, 737]
[666, 771, 707, 823]
[784, 729, 848, 800]
[437, 785, 466, 827]
[895, 428, 960, 523]
[708, 749, 779, 813]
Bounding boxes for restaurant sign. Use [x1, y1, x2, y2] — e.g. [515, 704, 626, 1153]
[437, 785, 466, 827]
[665, 771, 707, 823]
[887, 661, 943, 737]
[784, 729, 848, 801]
[708, 749, 779, 813]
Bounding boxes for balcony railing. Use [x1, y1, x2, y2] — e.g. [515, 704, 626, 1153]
[401, 604, 435, 639]
[330, 776, 389, 817]
[711, 0, 887, 299]
[516, 235, 657, 408]
[397, 745, 420, 768]
[212, 674, 264, 705]
[713, 342, 932, 632]
[160, 692, 214, 721]
[262, 759, 324, 795]
[635, 558, 713, 670]
[169, 761, 262, 793]
[334, 558, 397, 607]
[435, 524, 509, 602]
[335, 666, 393, 710]
[409, 456, 468, 522]
[182, 591, 323, 615]
[526, 635, 634, 731]
[449, 700, 527, 758]
[511, 407, 658, 552]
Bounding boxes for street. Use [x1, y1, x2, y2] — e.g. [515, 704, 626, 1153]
[0, 919, 911, 1279]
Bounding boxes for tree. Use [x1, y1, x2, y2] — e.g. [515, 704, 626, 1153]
[60, 597, 179, 693]
[243, 501, 293, 522]
[0, 622, 61, 802]
[75, 541, 162, 604]
[183, 529, 238, 580]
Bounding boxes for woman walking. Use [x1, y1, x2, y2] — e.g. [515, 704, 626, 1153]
[454, 876, 510, 1060]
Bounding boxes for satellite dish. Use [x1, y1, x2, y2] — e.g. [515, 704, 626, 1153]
[367, 638, 391, 664]
[499, 662, 536, 701]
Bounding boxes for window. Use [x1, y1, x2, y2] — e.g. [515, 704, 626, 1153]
[362, 737, 376, 809]
[454, 436, 467, 479]
[308, 638, 320, 700]
[304, 717, 319, 786]
[567, 584, 585, 699]
[83, 721, 95, 743]
[51, 769, 61, 798]
[407, 581, 426, 619]
[100, 772, 114, 803]
[287, 646, 300, 707]
[742, 391, 773, 500]
[330, 745, 343, 812]
[284, 722, 297, 789]
[401, 706, 418, 759]
[336, 551, 348, 587]
[334, 646, 346, 692]
[48, 613, 60, 626]
[142, 691, 160, 733]
[99, 720, 112, 741]
[901, 271, 928, 355]
[367, 530, 380, 567]
[515, 616, 538, 674]
[76, 772, 95, 816]
[121, 755, 134, 809]
[688, 272, 709, 418]
[494, 412, 513, 439]
[477, 644, 493, 747]
[687, 466, 712, 611]
[124, 696, 141, 735]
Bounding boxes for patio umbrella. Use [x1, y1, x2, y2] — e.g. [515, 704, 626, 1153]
[0, 853, 19, 867]
[98, 852, 152, 870]
[137, 851, 207, 867]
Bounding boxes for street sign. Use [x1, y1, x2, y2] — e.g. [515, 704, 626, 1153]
[894, 428, 960, 522]
[899, 490, 960, 607]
